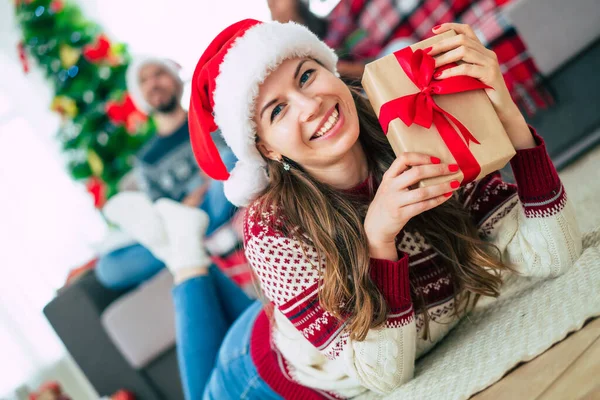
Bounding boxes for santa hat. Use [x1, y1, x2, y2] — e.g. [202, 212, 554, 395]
[189, 19, 338, 207]
[126, 56, 183, 114]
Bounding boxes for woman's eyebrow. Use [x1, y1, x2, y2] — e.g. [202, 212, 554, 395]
[294, 59, 309, 79]
[260, 98, 279, 120]
[259, 60, 310, 120]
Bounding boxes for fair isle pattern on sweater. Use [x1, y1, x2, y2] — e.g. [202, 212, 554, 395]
[245, 207, 416, 357]
[245, 129, 580, 399]
[134, 122, 203, 202]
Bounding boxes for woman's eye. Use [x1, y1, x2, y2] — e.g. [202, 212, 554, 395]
[270, 104, 284, 122]
[300, 69, 315, 86]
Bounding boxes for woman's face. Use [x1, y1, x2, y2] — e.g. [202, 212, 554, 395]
[254, 58, 360, 171]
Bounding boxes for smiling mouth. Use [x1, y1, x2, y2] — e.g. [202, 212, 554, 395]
[311, 104, 340, 140]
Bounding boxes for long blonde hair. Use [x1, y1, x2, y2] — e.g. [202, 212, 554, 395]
[255, 86, 510, 341]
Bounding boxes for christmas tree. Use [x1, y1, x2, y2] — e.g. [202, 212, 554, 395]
[14, 0, 155, 207]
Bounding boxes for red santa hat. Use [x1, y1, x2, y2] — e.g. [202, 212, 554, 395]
[189, 19, 338, 207]
[126, 56, 183, 114]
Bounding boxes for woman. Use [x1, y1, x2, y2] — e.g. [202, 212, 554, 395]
[110, 19, 581, 399]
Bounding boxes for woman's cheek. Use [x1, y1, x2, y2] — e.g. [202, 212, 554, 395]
[276, 124, 298, 149]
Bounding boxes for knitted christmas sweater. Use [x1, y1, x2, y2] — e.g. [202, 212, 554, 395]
[243, 129, 582, 399]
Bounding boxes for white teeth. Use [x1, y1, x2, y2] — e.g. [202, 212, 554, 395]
[313, 108, 340, 139]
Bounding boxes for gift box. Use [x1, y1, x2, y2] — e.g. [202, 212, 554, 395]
[361, 30, 516, 187]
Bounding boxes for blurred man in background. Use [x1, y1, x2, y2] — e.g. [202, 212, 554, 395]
[94, 57, 239, 290]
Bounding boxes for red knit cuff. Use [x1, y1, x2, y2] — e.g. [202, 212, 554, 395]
[510, 126, 562, 204]
[369, 254, 411, 309]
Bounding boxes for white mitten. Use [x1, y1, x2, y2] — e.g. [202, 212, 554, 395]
[103, 192, 170, 262]
[154, 198, 212, 272]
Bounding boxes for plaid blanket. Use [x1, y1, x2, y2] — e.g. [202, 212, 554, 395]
[325, 0, 553, 115]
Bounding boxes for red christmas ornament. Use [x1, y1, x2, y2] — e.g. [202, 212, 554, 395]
[83, 35, 111, 62]
[50, 0, 64, 13]
[111, 390, 136, 400]
[106, 94, 135, 124]
[124, 110, 148, 133]
[17, 41, 29, 73]
[106, 93, 148, 133]
[86, 176, 106, 208]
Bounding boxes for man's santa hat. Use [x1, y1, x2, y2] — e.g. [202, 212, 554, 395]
[189, 19, 338, 207]
[126, 56, 183, 114]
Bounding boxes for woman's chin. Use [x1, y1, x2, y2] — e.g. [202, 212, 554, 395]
[314, 133, 358, 161]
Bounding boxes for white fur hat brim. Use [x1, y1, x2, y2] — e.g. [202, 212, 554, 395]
[212, 22, 338, 207]
[126, 57, 183, 115]
[223, 160, 270, 208]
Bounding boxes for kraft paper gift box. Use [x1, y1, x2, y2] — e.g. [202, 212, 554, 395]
[361, 30, 516, 187]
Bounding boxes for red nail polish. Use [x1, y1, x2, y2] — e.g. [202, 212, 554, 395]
[449, 164, 459, 172]
[423, 46, 433, 53]
[434, 71, 442, 78]
[430, 156, 441, 164]
[444, 192, 453, 198]
[450, 180, 460, 189]
[433, 25, 442, 31]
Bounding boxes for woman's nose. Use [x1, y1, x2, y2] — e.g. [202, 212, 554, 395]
[297, 95, 322, 122]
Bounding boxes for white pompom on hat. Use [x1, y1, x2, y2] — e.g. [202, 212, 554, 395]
[188, 19, 338, 207]
[126, 56, 183, 115]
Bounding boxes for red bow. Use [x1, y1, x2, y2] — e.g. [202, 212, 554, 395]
[106, 93, 147, 133]
[83, 35, 111, 62]
[85, 176, 106, 208]
[378, 47, 491, 184]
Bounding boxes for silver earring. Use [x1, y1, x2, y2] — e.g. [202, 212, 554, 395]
[278, 156, 291, 171]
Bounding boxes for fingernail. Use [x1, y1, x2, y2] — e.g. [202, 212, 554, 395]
[449, 164, 459, 172]
[450, 180, 460, 189]
[424, 46, 433, 53]
[434, 71, 442, 78]
[444, 192, 453, 197]
[430, 156, 441, 164]
[433, 25, 442, 31]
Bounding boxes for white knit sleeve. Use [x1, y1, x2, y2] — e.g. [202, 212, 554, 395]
[343, 319, 417, 394]
[483, 193, 582, 278]
[469, 129, 583, 278]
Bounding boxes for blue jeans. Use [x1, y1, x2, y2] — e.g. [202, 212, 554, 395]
[172, 266, 282, 400]
[96, 243, 165, 289]
[95, 150, 237, 290]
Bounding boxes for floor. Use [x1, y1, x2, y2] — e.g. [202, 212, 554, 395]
[472, 318, 600, 399]
[472, 136, 600, 400]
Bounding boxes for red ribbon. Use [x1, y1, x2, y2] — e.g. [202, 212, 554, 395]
[378, 47, 491, 184]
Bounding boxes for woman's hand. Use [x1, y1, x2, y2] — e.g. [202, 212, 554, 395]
[428, 23, 536, 150]
[364, 153, 460, 261]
